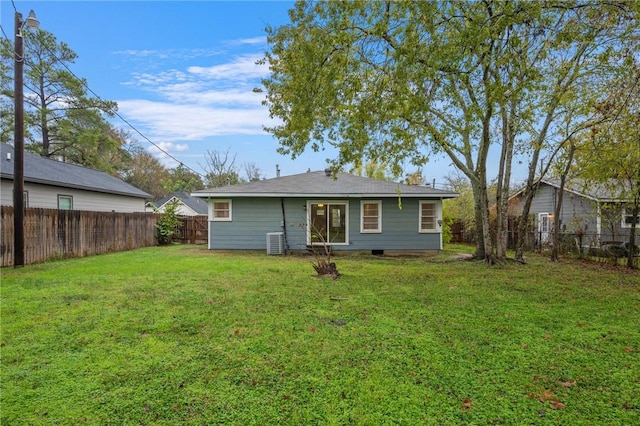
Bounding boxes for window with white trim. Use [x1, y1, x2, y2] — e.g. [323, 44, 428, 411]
[213, 200, 232, 221]
[419, 201, 437, 232]
[361, 200, 382, 233]
[622, 208, 639, 228]
[58, 195, 73, 210]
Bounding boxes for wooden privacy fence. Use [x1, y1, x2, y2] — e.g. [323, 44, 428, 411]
[175, 215, 208, 244]
[1, 206, 158, 267]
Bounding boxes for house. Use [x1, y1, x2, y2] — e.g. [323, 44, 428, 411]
[147, 191, 208, 216]
[508, 178, 637, 247]
[1, 143, 150, 212]
[192, 169, 458, 254]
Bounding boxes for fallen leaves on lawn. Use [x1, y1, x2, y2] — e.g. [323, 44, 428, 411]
[549, 400, 566, 410]
[533, 388, 566, 411]
[460, 398, 472, 411]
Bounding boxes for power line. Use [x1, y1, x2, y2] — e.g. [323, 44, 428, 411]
[50, 51, 206, 179]
[2, 22, 206, 180]
[49, 57, 204, 177]
[0, 24, 10, 41]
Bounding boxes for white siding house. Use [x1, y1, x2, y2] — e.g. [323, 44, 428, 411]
[1, 143, 150, 212]
[147, 191, 209, 216]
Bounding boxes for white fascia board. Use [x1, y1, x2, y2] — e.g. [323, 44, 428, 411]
[192, 192, 459, 199]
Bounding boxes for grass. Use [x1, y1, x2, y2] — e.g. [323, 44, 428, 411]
[1, 245, 639, 425]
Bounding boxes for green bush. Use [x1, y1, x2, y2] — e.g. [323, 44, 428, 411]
[153, 199, 180, 244]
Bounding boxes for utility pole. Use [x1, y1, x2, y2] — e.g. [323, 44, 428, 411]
[12, 10, 39, 267]
[13, 11, 25, 267]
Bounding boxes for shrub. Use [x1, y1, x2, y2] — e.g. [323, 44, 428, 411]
[154, 199, 181, 245]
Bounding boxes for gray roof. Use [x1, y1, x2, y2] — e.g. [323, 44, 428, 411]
[192, 170, 458, 198]
[1, 143, 150, 199]
[510, 177, 631, 202]
[543, 178, 631, 202]
[151, 191, 209, 214]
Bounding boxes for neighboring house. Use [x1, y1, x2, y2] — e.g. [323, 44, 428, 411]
[0, 143, 150, 212]
[192, 169, 458, 254]
[147, 191, 209, 216]
[509, 178, 637, 247]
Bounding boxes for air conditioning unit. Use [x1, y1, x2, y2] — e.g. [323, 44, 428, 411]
[266, 232, 284, 255]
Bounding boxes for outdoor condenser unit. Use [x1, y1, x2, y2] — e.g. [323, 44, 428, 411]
[266, 232, 284, 255]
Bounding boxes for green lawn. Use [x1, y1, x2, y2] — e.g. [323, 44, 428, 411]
[1, 245, 639, 425]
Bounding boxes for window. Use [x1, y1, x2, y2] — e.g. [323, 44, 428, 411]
[538, 212, 550, 243]
[419, 201, 438, 232]
[361, 200, 382, 233]
[622, 208, 639, 229]
[23, 191, 28, 208]
[212, 200, 232, 221]
[58, 195, 73, 210]
[308, 201, 348, 245]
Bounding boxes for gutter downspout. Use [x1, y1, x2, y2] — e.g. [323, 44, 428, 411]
[280, 197, 290, 254]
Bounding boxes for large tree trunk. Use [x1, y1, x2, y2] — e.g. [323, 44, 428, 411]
[550, 185, 564, 262]
[478, 65, 494, 265]
[515, 189, 535, 262]
[472, 187, 486, 259]
[480, 185, 494, 264]
[551, 141, 576, 262]
[495, 101, 516, 261]
[470, 171, 493, 264]
[38, 75, 50, 157]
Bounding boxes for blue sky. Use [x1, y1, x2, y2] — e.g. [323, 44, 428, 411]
[2, 0, 518, 185]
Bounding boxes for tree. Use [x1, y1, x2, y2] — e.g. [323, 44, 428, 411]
[244, 162, 263, 182]
[575, 56, 640, 268]
[349, 159, 391, 181]
[153, 198, 181, 245]
[1, 27, 117, 164]
[443, 173, 477, 243]
[0, 50, 12, 144]
[163, 163, 204, 194]
[202, 148, 242, 188]
[262, 1, 638, 264]
[118, 142, 171, 200]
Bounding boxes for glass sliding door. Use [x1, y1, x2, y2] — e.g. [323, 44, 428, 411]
[309, 202, 347, 245]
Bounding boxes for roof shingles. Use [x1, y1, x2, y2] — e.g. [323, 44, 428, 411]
[192, 171, 458, 198]
[1, 143, 150, 198]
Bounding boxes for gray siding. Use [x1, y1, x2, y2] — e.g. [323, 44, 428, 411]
[348, 199, 441, 250]
[208, 197, 443, 251]
[559, 190, 598, 234]
[209, 198, 285, 250]
[512, 183, 633, 244]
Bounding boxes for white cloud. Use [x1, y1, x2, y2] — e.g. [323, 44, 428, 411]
[145, 142, 189, 170]
[163, 87, 262, 107]
[117, 99, 271, 141]
[155, 142, 190, 152]
[114, 48, 225, 60]
[188, 54, 268, 80]
[227, 36, 267, 46]
[124, 70, 190, 87]
[116, 42, 274, 146]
